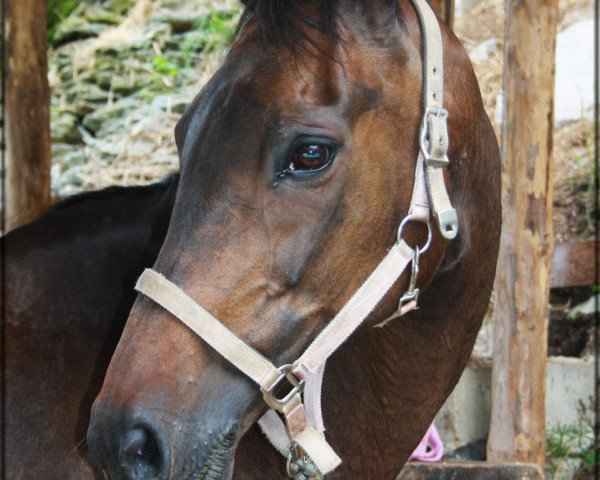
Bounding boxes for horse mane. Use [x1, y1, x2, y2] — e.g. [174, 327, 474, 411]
[236, 0, 340, 55]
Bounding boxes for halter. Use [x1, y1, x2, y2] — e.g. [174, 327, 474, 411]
[135, 0, 456, 477]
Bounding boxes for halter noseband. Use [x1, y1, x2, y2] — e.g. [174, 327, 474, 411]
[135, 0, 456, 477]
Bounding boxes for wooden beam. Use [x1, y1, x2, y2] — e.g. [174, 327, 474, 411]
[487, 0, 559, 468]
[551, 241, 599, 288]
[398, 461, 544, 480]
[427, 0, 454, 28]
[4, 0, 51, 230]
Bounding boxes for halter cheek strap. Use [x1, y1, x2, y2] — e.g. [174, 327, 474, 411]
[135, 0, 455, 477]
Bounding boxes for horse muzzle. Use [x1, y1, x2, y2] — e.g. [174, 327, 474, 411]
[87, 400, 172, 480]
[87, 395, 241, 480]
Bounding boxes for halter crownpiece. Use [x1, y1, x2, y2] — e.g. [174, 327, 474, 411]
[135, 0, 456, 477]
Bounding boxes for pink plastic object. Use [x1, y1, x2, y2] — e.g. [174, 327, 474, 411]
[409, 423, 444, 461]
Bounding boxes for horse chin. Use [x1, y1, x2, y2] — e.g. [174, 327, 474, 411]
[176, 423, 238, 480]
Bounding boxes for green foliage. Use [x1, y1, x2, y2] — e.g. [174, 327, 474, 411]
[195, 9, 237, 48]
[109, 0, 136, 15]
[151, 55, 179, 77]
[563, 122, 597, 239]
[49, 4, 241, 103]
[48, 0, 134, 46]
[546, 422, 596, 478]
[139, 55, 180, 97]
[47, 0, 79, 43]
[578, 123, 597, 238]
[141, 8, 240, 98]
[180, 9, 239, 67]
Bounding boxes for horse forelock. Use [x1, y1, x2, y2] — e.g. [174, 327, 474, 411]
[235, 0, 340, 56]
[235, 0, 405, 62]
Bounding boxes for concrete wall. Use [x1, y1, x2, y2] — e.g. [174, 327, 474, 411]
[435, 356, 595, 454]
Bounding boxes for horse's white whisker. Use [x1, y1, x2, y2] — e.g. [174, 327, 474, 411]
[67, 437, 87, 457]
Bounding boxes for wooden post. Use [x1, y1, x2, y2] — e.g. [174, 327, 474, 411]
[4, 0, 51, 230]
[487, 0, 559, 468]
[427, 0, 454, 28]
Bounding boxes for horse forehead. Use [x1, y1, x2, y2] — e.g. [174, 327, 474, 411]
[177, 30, 412, 161]
[185, 23, 406, 116]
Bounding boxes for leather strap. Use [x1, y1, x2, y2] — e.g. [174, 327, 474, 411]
[136, 239, 415, 474]
[292, 240, 414, 378]
[135, 269, 343, 474]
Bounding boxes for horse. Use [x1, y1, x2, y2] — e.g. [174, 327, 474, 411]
[86, 0, 501, 478]
[2, 175, 178, 479]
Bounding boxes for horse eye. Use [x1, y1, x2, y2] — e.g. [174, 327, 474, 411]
[288, 144, 333, 172]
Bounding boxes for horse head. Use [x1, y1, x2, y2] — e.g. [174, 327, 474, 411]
[88, 1, 500, 478]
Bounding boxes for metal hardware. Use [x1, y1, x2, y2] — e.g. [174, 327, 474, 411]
[393, 246, 422, 315]
[261, 364, 305, 411]
[286, 442, 323, 480]
[435, 208, 458, 240]
[419, 107, 449, 166]
[397, 215, 432, 254]
[425, 156, 450, 168]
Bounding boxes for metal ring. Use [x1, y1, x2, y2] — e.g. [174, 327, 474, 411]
[396, 215, 433, 254]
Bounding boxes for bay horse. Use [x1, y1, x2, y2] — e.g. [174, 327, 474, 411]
[86, 0, 501, 478]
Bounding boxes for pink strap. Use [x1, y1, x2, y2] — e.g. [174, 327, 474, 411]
[409, 423, 444, 461]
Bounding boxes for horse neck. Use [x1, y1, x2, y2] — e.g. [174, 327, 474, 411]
[321, 133, 501, 479]
[4, 176, 178, 332]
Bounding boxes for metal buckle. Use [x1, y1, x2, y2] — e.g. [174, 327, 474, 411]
[397, 215, 432, 254]
[286, 442, 323, 480]
[261, 364, 305, 411]
[425, 155, 450, 168]
[419, 107, 449, 166]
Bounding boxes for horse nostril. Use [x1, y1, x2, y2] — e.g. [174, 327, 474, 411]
[119, 427, 163, 479]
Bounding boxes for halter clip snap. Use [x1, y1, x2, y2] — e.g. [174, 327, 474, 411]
[399, 246, 422, 309]
[261, 364, 305, 411]
[286, 442, 324, 480]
